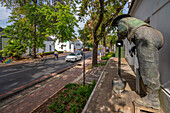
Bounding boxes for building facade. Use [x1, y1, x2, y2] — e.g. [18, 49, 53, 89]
[0, 28, 9, 52]
[54, 39, 74, 52]
[36, 37, 55, 54]
[127, 0, 170, 112]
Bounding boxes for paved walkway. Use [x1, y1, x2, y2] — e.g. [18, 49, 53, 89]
[83, 58, 164, 113]
[83, 58, 139, 113]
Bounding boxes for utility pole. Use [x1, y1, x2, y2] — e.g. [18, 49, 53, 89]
[100, 40, 102, 60]
[83, 33, 85, 86]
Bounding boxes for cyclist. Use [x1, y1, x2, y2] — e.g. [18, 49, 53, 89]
[40, 51, 45, 61]
[54, 50, 58, 60]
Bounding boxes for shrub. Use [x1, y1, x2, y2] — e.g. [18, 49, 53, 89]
[38, 51, 63, 55]
[107, 54, 112, 58]
[48, 82, 96, 113]
[112, 53, 115, 57]
[101, 56, 108, 60]
[110, 51, 114, 54]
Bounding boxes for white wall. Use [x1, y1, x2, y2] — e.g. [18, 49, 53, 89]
[38, 41, 55, 53]
[55, 39, 73, 52]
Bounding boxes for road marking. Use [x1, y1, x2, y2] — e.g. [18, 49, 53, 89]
[0, 68, 32, 78]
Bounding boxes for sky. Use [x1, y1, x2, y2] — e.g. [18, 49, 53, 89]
[0, 7, 11, 28]
[0, 2, 128, 35]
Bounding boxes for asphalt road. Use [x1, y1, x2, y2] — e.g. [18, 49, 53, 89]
[0, 52, 92, 96]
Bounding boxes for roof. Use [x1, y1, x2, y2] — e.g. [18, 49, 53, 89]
[0, 28, 4, 37]
[0, 28, 3, 32]
[47, 36, 54, 41]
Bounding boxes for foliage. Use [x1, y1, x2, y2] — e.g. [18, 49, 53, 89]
[0, 39, 27, 59]
[1, 1, 78, 58]
[77, 0, 127, 66]
[107, 54, 112, 58]
[101, 56, 109, 60]
[106, 33, 118, 48]
[48, 82, 96, 113]
[101, 52, 115, 60]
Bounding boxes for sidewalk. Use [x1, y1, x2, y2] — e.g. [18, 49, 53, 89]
[83, 58, 163, 113]
[82, 58, 137, 113]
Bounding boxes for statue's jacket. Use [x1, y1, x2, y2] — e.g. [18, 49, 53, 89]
[117, 17, 151, 43]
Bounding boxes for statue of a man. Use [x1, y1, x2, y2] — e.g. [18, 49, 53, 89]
[112, 14, 164, 109]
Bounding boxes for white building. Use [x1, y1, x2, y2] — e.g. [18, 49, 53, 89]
[0, 28, 8, 51]
[126, 0, 170, 112]
[36, 37, 55, 53]
[54, 39, 74, 52]
[53, 37, 82, 53]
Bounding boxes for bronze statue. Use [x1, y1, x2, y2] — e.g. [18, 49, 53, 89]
[112, 14, 164, 109]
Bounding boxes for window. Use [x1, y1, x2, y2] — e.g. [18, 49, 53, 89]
[69, 44, 71, 49]
[49, 45, 52, 51]
[61, 44, 66, 49]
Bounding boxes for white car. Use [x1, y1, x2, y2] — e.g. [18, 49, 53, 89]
[65, 53, 82, 62]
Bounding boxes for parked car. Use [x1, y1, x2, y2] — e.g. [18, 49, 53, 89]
[65, 53, 82, 62]
[74, 50, 83, 55]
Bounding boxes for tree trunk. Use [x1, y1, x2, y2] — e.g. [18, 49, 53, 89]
[31, 1, 37, 59]
[110, 40, 112, 52]
[92, 34, 99, 66]
[31, 42, 36, 58]
[103, 36, 106, 56]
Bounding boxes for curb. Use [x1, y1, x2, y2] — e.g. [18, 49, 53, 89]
[82, 58, 110, 113]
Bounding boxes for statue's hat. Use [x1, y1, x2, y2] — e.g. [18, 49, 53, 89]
[112, 14, 131, 26]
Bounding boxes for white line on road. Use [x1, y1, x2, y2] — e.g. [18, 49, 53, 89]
[0, 68, 32, 78]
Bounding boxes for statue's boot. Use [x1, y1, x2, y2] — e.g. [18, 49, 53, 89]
[135, 88, 160, 109]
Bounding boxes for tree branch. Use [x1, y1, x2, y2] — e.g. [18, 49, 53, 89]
[94, 0, 104, 35]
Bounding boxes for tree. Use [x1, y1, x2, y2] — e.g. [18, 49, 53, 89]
[78, 0, 127, 66]
[1, 1, 78, 58]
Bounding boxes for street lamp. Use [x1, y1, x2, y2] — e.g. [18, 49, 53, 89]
[112, 39, 126, 94]
[82, 22, 92, 86]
